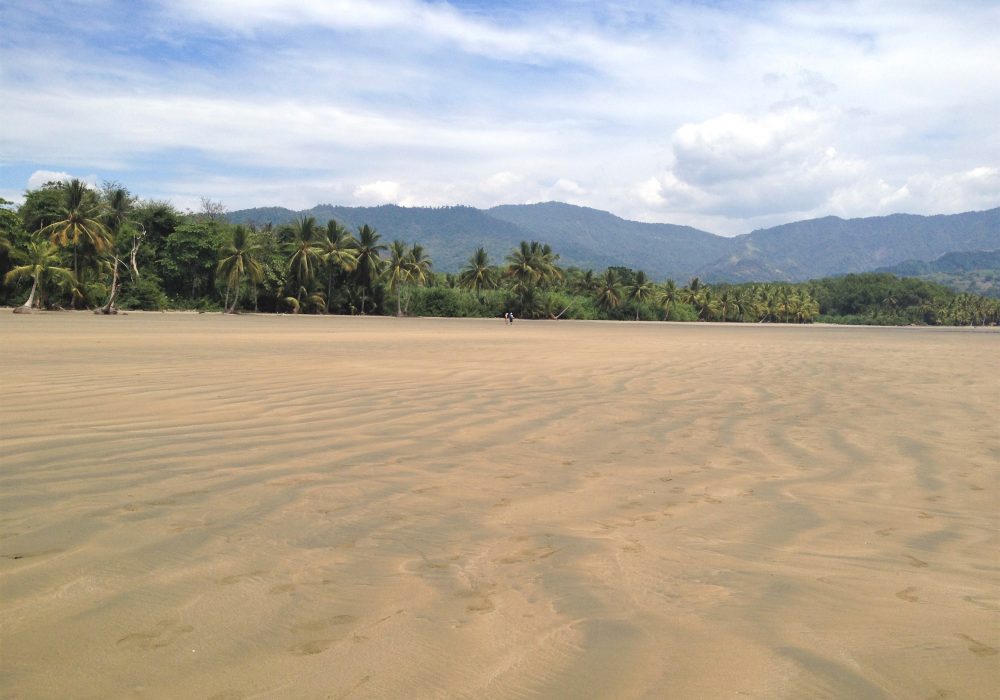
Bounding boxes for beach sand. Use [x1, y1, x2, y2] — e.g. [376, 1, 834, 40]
[1, 312, 998, 699]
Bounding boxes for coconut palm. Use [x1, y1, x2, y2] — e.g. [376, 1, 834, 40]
[41, 180, 112, 253]
[350, 224, 386, 314]
[217, 225, 264, 313]
[408, 243, 432, 286]
[458, 247, 498, 295]
[384, 240, 413, 316]
[658, 279, 679, 320]
[287, 216, 324, 304]
[317, 220, 358, 312]
[403, 243, 432, 314]
[594, 268, 623, 313]
[626, 270, 655, 320]
[5, 240, 76, 312]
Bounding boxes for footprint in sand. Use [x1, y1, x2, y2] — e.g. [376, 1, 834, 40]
[217, 571, 267, 585]
[290, 639, 334, 656]
[117, 619, 193, 651]
[466, 597, 495, 613]
[903, 554, 929, 568]
[955, 633, 998, 657]
[875, 528, 896, 537]
[896, 587, 919, 602]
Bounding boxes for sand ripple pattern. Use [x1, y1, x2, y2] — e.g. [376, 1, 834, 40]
[1, 314, 998, 699]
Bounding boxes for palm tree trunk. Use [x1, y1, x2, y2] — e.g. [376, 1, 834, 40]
[17, 274, 40, 311]
[396, 288, 402, 317]
[228, 271, 241, 313]
[99, 259, 120, 314]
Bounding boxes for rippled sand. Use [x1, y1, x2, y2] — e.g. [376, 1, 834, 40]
[1, 312, 998, 699]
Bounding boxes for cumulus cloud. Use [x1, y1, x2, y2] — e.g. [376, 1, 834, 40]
[2, 1, 998, 233]
[353, 180, 402, 204]
[27, 170, 98, 189]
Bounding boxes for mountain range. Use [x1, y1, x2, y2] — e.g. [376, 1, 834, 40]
[227, 202, 1000, 283]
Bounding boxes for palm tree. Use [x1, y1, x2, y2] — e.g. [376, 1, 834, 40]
[594, 268, 623, 313]
[408, 243, 432, 286]
[217, 225, 264, 313]
[626, 270, 655, 320]
[458, 247, 499, 295]
[5, 240, 76, 312]
[404, 243, 432, 315]
[40, 179, 113, 283]
[317, 220, 357, 312]
[351, 224, 386, 314]
[287, 216, 324, 304]
[717, 287, 736, 322]
[102, 184, 133, 238]
[658, 279, 679, 320]
[384, 240, 413, 316]
[680, 277, 702, 307]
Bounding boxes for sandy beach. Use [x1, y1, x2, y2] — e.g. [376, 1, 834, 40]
[1, 312, 997, 699]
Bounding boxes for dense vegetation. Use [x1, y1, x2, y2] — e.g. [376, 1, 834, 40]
[876, 250, 1000, 298]
[3, 180, 999, 326]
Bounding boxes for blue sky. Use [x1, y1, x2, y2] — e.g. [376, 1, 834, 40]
[2, 0, 998, 234]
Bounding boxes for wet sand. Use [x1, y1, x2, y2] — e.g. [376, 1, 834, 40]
[1, 312, 998, 699]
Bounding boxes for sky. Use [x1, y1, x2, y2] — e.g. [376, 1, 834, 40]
[1, 0, 998, 235]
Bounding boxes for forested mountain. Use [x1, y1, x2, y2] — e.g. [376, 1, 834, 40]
[227, 203, 1000, 282]
[699, 210, 1000, 282]
[875, 249, 1000, 298]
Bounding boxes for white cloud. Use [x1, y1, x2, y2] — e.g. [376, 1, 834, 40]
[2, 1, 998, 234]
[353, 180, 402, 204]
[26, 170, 99, 190]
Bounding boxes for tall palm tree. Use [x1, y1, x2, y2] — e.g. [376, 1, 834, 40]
[40, 179, 113, 282]
[594, 268, 623, 313]
[458, 247, 498, 295]
[658, 279, 679, 320]
[41, 179, 112, 252]
[626, 270, 655, 320]
[103, 185, 133, 238]
[403, 243, 432, 314]
[317, 220, 357, 312]
[5, 240, 76, 312]
[287, 216, 324, 303]
[717, 287, 736, 322]
[408, 243, 432, 286]
[217, 225, 264, 313]
[384, 240, 413, 316]
[351, 224, 386, 314]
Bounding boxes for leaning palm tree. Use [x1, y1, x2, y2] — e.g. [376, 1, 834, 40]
[626, 270, 655, 320]
[287, 216, 324, 303]
[350, 224, 386, 314]
[458, 247, 499, 295]
[5, 240, 76, 312]
[217, 225, 264, 313]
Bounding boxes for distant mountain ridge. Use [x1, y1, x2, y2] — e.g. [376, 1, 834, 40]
[875, 249, 1000, 298]
[227, 202, 1000, 282]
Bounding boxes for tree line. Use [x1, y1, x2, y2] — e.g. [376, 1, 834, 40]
[2, 179, 998, 326]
